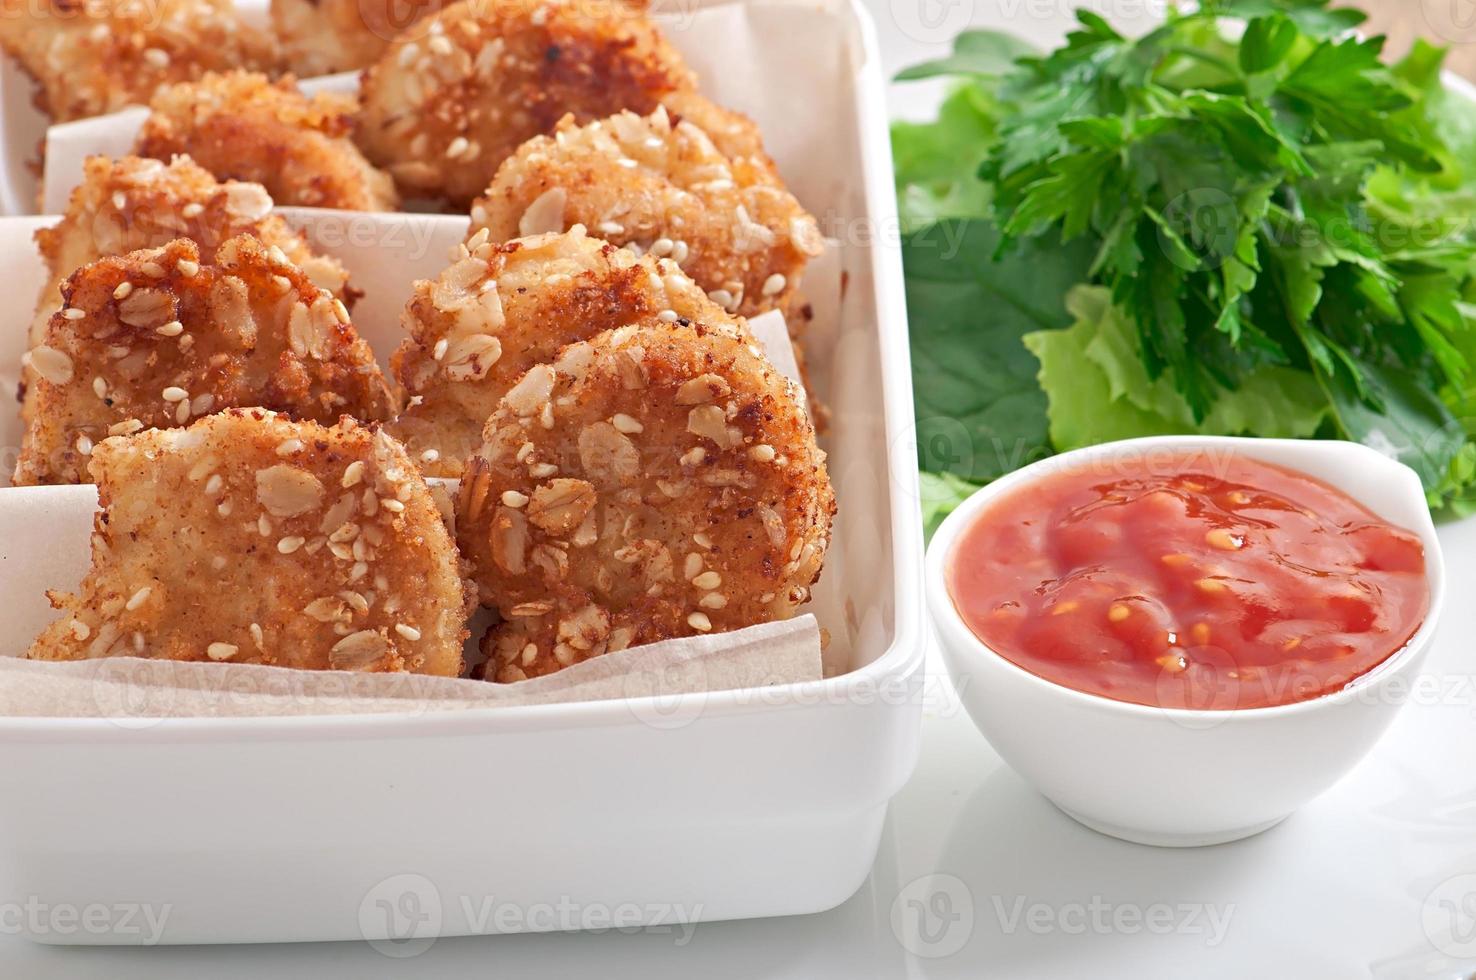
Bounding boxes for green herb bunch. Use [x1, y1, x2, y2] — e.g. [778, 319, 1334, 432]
[894, 0, 1476, 531]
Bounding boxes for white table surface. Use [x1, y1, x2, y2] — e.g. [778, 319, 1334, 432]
[5, 2, 1476, 976]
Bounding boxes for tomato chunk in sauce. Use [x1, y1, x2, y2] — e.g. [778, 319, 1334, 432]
[946, 452, 1430, 709]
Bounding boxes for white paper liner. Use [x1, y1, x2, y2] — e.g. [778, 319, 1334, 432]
[0, 616, 820, 718]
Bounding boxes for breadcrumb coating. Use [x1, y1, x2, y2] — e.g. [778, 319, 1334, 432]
[17, 236, 398, 485]
[30, 155, 353, 352]
[272, 0, 445, 76]
[471, 97, 823, 319]
[135, 71, 399, 211]
[389, 224, 742, 477]
[356, 0, 696, 205]
[27, 409, 471, 676]
[455, 321, 834, 682]
[0, 0, 278, 122]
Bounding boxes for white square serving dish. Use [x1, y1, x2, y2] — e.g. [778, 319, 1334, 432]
[0, 0, 926, 945]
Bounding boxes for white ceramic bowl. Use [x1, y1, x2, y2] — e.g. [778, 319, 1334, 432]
[926, 436, 1446, 847]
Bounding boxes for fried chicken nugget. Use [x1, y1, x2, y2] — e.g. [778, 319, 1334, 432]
[272, 0, 445, 76]
[0, 0, 278, 122]
[389, 224, 741, 476]
[471, 98, 824, 319]
[455, 321, 834, 682]
[356, 0, 696, 205]
[27, 409, 471, 675]
[135, 72, 399, 211]
[31, 154, 354, 351]
[16, 236, 398, 486]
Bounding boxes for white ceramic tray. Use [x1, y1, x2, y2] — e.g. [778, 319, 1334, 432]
[0, 0, 926, 945]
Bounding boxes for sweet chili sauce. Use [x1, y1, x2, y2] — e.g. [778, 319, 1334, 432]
[946, 452, 1430, 709]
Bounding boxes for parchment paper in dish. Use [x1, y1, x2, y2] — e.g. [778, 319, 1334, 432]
[0, 616, 821, 718]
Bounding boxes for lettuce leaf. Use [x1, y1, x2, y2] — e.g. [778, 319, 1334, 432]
[891, 84, 998, 232]
[894, 30, 1037, 81]
[1024, 286, 1330, 450]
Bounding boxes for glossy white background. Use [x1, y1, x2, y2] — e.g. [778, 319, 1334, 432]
[4, 0, 1476, 975]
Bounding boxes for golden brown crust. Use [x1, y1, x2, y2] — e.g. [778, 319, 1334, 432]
[26, 409, 471, 676]
[388, 224, 743, 477]
[17, 235, 398, 486]
[135, 71, 399, 211]
[271, 0, 447, 76]
[470, 98, 824, 320]
[455, 321, 834, 682]
[0, 0, 279, 122]
[355, 0, 696, 205]
[30, 155, 353, 352]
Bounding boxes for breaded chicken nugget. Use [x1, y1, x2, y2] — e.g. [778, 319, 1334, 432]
[470, 98, 824, 319]
[135, 72, 399, 212]
[272, 0, 445, 76]
[356, 0, 696, 205]
[389, 224, 742, 476]
[16, 236, 398, 485]
[31, 154, 353, 350]
[0, 0, 278, 122]
[456, 321, 834, 682]
[27, 409, 471, 675]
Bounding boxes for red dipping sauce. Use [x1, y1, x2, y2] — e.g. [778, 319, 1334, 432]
[946, 452, 1430, 709]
